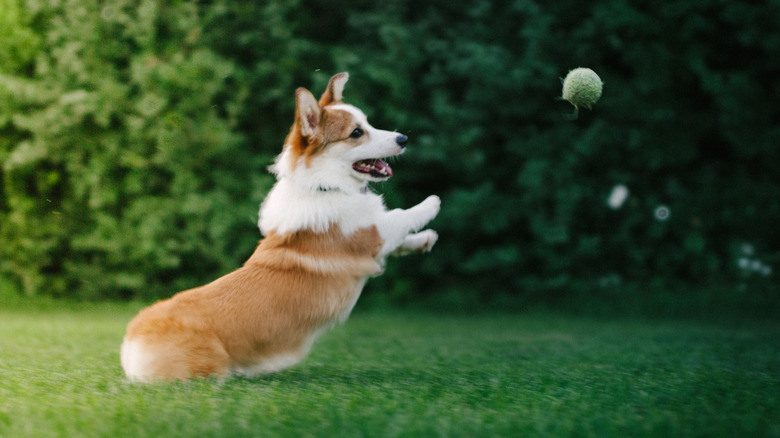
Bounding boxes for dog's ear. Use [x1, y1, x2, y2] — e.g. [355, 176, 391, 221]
[295, 88, 321, 139]
[319, 72, 349, 106]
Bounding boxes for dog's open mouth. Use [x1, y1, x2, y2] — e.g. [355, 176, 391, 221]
[352, 159, 393, 178]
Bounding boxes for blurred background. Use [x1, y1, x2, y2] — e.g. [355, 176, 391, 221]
[1, 0, 778, 315]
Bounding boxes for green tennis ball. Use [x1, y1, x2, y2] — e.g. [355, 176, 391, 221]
[561, 67, 603, 119]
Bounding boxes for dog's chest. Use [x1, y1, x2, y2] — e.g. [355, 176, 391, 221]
[258, 180, 389, 236]
[255, 225, 382, 268]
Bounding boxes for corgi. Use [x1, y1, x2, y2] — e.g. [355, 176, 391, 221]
[120, 73, 441, 382]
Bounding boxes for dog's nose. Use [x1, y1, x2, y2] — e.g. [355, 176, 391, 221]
[396, 135, 408, 148]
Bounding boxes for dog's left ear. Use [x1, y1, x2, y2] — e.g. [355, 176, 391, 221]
[295, 88, 322, 140]
[319, 72, 349, 106]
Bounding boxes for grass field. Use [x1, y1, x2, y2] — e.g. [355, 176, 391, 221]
[0, 298, 778, 437]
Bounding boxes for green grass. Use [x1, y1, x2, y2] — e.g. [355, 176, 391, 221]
[1, 299, 779, 437]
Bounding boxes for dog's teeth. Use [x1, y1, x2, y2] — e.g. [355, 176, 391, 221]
[352, 158, 392, 178]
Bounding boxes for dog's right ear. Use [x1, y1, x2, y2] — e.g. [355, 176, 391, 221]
[295, 88, 321, 139]
[319, 72, 349, 106]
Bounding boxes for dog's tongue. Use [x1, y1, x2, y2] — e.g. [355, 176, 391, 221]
[353, 159, 393, 178]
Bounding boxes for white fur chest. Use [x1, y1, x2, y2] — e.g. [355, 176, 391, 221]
[258, 179, 387, 237]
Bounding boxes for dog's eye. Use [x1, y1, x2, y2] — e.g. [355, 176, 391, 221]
[349, 128, 364, 139]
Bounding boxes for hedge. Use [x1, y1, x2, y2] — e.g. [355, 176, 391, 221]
[1, 0, 778, 307]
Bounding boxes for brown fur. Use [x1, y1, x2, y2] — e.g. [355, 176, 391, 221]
[285, 72, 362, 170]
[121, 72, 434, 382]
[287, 108, 363, 168]
[318, 72, 347, 107]
[124, 225, 383, 380]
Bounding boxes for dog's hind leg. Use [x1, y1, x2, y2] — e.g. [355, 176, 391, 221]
[121, 333, 230, 382]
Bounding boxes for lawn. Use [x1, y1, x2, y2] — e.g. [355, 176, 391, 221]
[0, 298, 778, 437]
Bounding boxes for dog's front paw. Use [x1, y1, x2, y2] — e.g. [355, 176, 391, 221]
[421, 195, 441, 214]
[392, 229, 439, 256]
[415, 195, 441, 224]
[414, 229, 438, 253]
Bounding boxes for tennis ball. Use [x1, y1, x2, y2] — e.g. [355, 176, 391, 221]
[561, 67, 603, 119]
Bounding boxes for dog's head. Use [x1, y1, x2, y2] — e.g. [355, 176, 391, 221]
[273, 73, 408, 192]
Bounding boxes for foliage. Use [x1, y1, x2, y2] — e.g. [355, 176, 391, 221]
[327, 0, 780, 305]
[0, 0, 272, 299]
[1, 0, 778, 305]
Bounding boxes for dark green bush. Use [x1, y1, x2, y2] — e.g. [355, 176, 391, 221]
[1, 0, 778, 308]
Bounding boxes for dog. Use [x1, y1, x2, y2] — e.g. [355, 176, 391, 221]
[120, 73, 441, 382]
